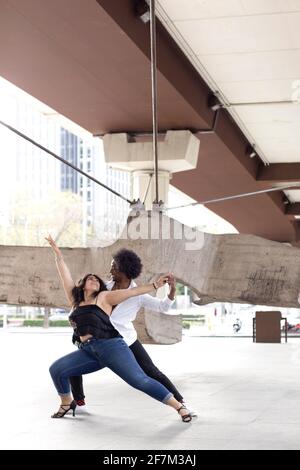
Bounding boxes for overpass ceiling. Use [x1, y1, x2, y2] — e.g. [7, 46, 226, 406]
[1, 0, 300, 244]
[158, 0, 300, 163]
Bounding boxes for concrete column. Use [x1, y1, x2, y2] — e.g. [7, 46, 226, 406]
[103, 130, 200, 208]
[132, 170, 170, 210]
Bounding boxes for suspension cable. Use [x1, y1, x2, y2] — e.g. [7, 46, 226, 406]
[143, 173, 153, 204]
[0, 119, 132, 204]
[149, 0, 159, 204]
[166, 183, 300, 211]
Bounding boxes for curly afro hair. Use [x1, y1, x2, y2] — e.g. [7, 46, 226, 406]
[113, 249, 143, 279]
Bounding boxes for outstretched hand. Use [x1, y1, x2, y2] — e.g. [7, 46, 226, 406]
[166, 272, 176, 300]
[155, 273, 171, 289]
[167, 273, 176, 289]
[45, 234, 61, 257]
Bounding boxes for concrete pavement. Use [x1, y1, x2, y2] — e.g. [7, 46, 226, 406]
[1, 328, 300, 450]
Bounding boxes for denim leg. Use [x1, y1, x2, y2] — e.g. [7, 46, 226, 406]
[49, 349, 103, 396]
[89, 338, 173, 403]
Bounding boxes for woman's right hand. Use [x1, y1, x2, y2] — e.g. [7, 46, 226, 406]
[45, 234, 62, 257]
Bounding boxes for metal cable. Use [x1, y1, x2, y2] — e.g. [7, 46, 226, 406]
[150, 0, 159, 203]
[0, 119, 132, 204]
[229, 100, 294, 107]
[143, 173, 153, 204]
[166, 183, 300, 211]
[3, 118, 296, 212]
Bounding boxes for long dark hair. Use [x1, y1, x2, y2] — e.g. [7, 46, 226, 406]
[71, 273, 107, 307]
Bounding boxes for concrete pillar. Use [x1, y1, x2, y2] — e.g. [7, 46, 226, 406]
[103, 130, 200, 209]
[132, 170, 170, 210]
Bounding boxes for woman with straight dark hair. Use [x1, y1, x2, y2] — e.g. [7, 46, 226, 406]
[46, 235, 193, 423]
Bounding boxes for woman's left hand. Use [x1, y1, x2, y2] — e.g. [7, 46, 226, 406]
[155, 274, 170, 289]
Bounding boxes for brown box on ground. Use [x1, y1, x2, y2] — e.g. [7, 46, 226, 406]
[255, 311, 282, 343]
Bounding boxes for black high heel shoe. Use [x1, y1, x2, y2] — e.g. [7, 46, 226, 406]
[51, 400, 77, 418]
[177, 405, 192, 423]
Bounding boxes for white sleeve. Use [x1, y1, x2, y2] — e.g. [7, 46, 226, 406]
[139, 293, 177, 314]
[298, 293, 300, 305]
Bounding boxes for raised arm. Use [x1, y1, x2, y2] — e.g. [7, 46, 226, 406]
[99, 275, 169, 308]
[45, 234, 75, 306]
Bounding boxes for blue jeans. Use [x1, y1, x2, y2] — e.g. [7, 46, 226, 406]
[49, 337, 173, 403]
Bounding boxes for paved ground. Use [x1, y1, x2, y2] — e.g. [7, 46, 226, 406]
[1, 328, 300, 450]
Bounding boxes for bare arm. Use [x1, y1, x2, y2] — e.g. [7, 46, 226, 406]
[99, 275, 169, 307]
[45, 234, 75, 306]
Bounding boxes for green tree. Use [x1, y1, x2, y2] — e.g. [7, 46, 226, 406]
[0, 189, 84, 246]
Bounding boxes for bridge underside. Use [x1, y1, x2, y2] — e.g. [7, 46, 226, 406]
[0, 0, 298, 244]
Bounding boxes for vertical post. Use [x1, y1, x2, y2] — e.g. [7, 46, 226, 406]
[149, 0, 159, 204]
[285, 317, 288, 343]
[3, 309, 8, 329]
[82, 153, 87, 246]
[184, 285, 188, 314]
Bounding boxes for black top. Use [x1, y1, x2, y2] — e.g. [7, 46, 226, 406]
[69, 304, 121, 340]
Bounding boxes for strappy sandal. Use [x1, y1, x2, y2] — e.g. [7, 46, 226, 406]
[51, 400, 77, 418]
[177, 404, 192, 423]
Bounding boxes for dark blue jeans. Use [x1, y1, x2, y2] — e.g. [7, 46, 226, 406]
[70, 339, 183, 402]
[49, 337, 173, 403]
